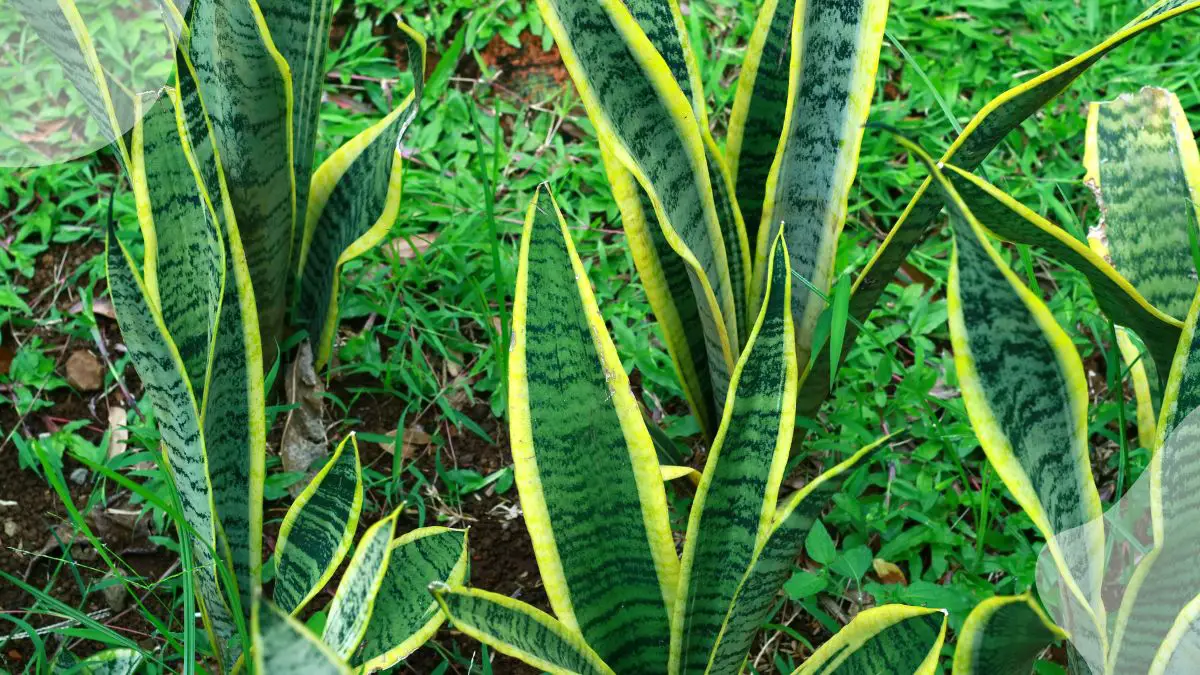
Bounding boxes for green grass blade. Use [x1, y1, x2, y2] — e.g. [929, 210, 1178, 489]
[951, 594, 1064, 675]
[322, 511, 398, 658]
[672, 232, 797, 674]
[186, 0, 295, 359]
[273, 434, 364, 614]
[798, 0, 1200, 414]
[295, 22, 425, 369]
[430, 585, 615, 675]
[253, 599, 349, 675]
[750, 0, 889, 369]
[538, 0, 739, 404]
[791, 606, 947, 675]
[508, 187, 678, 672]
[704, 437, 885, 673]
[355, 528, 468, 671]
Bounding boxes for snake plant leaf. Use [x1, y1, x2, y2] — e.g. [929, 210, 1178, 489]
[673, 232, 797, 675]
[355, 528, 469, 672]
[601, 141, 718, 437]
[537, 0, 739, 406]
[951, 594, 1065, 675]
[509, 186, 678, 672]
[273, 434, 364, 615]
[256, 0, 335, 248]
[1116, 328, 1164, 449]
[726, 0, 792, 250]
[430, 585, 616, 675]
[705, 437, 887, 674]
[105, 222, 236, 665]
[295, 22, 425, 369]
[127, 90, 222, 399]
[1083, 87, 1200, 321]
[7, 0, 132, 168]
[790, 605, 948, 675]
[941, 164, 1182, 383]
[918, 139, 1106, 635]
[623, 0, 754, 337]
[186, 0, 295, 361]
[322, 511, 398, 659]
[798, 0, 1200, 414]
[750, 0, 889, 369]
[72, 648, 143, 675]
[253, 598, 350, 675]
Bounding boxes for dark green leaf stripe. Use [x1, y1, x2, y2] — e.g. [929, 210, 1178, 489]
[727, 0, 793, 251]
[673, 233, 796, 675]
[105, 225, 235, 664]
[322, 512, 398, 658]
[431, 586, 615, 675]
[186, 0, 295, 359]
[295, 23, 425, 369]
[601, 141, 717, 437]
[705, 438, 885, 674]
[130, 91, 223, 399]
[943, 164, 1182, 382]
[257, 0, 335, 254]
[752, 0, 888, 369]
[538, 0, 739, 404]
[356, 528, 468, 671]
[1083, 86, 1200, 321]
[793, 606, 946, 675]
[8, 0, 131, 167]
[273, 434, 363, 614]
[913, 139, 1105, 631]
[951, 595, 1064, 675]
[254, 599, 349, 675]
[623, 0, 704, 122]
[799, 0, 1200, 413]
[509, 187, 677, 673]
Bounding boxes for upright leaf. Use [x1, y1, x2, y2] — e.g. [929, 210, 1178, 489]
[508, 187, 678, 672]
[295, 22, 425, 369]
[537, 0, 739, 405]
[253, 599, 350, 675]
[751, 0, 889, 368]
[322, 512, 398, 659]
[273, 435, 364, 614]
[186, 0, 295, 360]
[952, 595, 1064, 675]
[673, 233, 797, 674]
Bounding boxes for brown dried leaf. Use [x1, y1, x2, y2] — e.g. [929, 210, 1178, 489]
[381, 423, 433, 459]
[386, 232, 438, 260]
[872, 558, 908, 585]
[281, 342, 328, 496]
[65, 350, 104, 391]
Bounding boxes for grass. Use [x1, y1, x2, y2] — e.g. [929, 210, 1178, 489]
[1, 0, 1198, 672]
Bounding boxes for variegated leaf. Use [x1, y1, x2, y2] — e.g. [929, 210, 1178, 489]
[322, 512, 398, 659]
[951, 595, 1064, 675]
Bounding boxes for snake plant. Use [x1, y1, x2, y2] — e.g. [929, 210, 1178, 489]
[897, 76, 1200, 671]
[428, 187, 948, 675]
[14, 0, 468, 670]
[540, 0, 1200, 440]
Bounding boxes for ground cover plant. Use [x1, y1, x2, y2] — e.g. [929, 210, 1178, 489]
[2, 0, 1200, 673]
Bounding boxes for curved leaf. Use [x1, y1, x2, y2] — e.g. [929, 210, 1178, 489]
[295, 22, 425, 369]
[537, 0, 739, 405]
[792, 605, 947, 675]
[508, 186, 678, 672]
[273, 434, 364, 614]
[322, 511, 398, 659]
[951, 594, 1064, 675]
[431, 585, 615, 675]
[356, 527, 469, 672]
[253, 599, 349, 675]
[672, 232, 797, 674]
